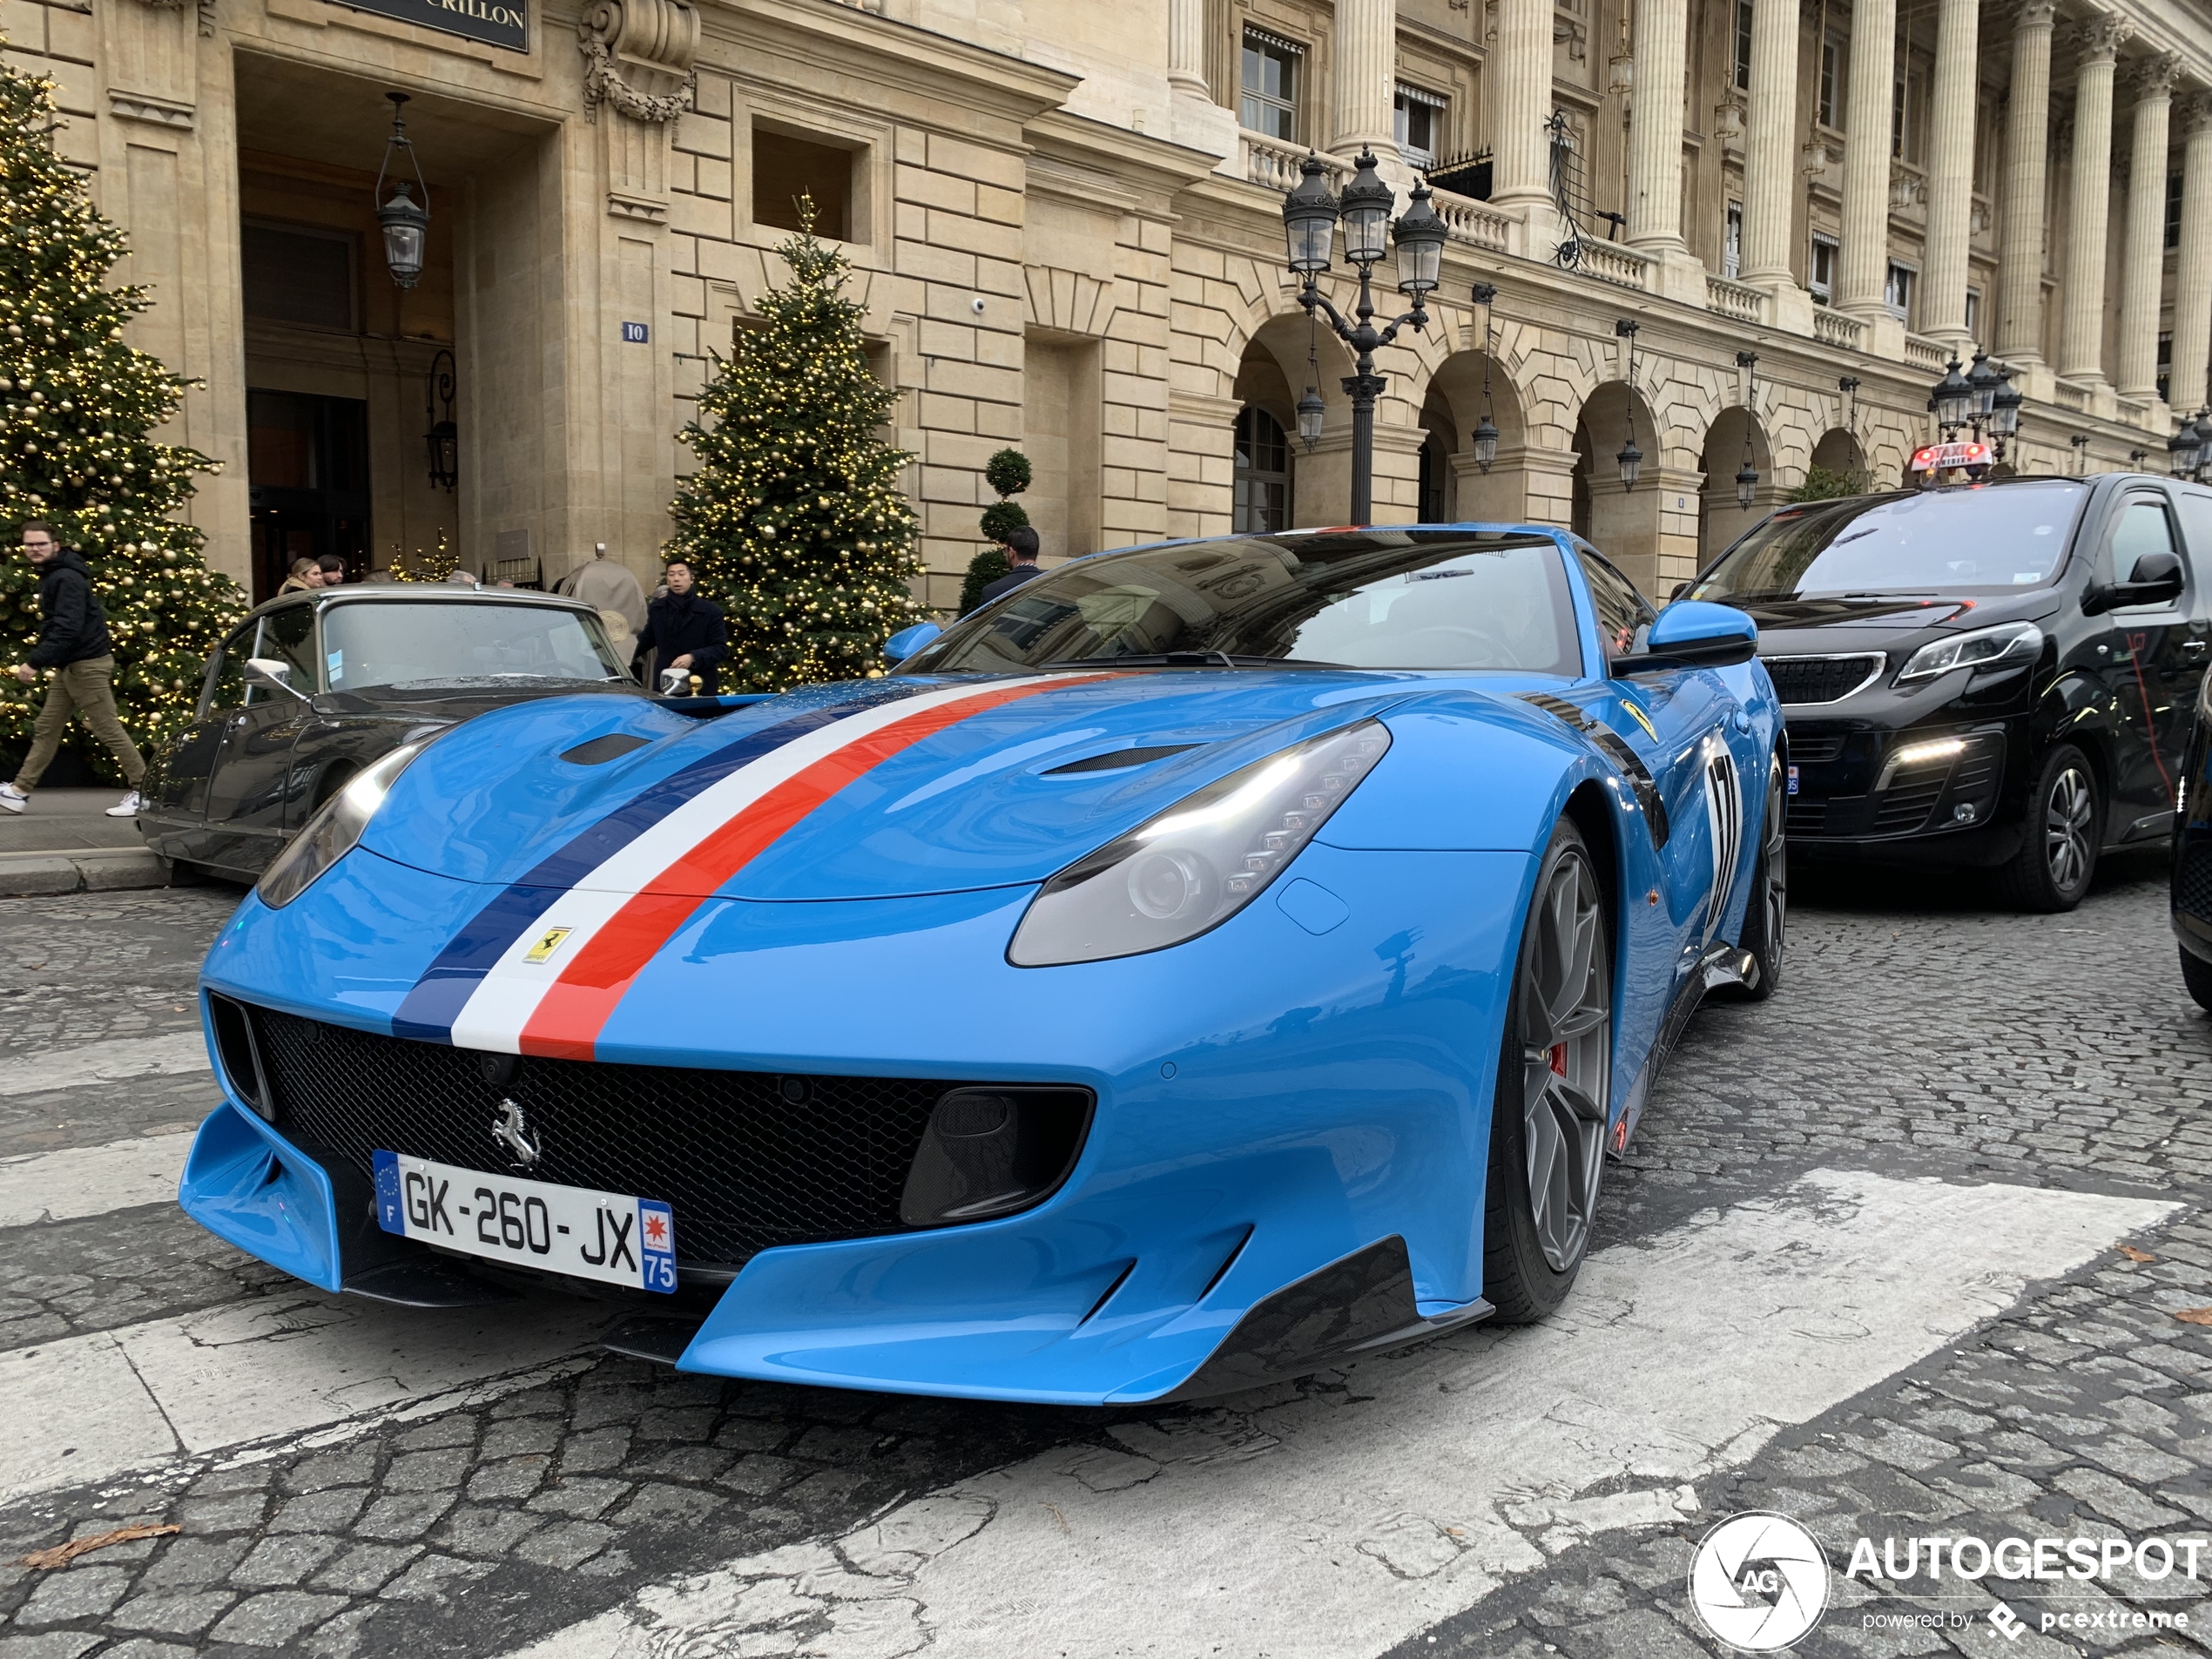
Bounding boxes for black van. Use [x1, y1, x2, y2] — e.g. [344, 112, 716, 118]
[1685, 473, 2206, 911]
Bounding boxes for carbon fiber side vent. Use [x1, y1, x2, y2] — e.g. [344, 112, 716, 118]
[1516, 692, 1671, 850]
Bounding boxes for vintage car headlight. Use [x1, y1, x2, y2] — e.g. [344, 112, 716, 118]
[1894, 621, 2044, 685]
[1008, 719, 1391, 967]
[256, 738, 434, 909]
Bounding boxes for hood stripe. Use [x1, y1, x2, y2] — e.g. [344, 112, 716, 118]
[414, 674, 1113, 1056]
[390, 682, 936, 1042]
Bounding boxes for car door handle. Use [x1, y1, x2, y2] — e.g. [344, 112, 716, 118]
[2183, 638, 2209, 661]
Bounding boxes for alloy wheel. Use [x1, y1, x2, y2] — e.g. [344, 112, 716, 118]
[1761, 761, 1787, 968]
[1519, 846, 1611, 1273]
[2045, 765, 2094, 894]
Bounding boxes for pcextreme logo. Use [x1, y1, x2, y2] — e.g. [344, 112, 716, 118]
[1687, 1512, 1831, 1652]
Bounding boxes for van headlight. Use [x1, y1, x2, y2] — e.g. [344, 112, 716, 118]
[256, 739, 433, 909]
[1895, 621, 2044, 685]
[1008, 720, 1390, 967]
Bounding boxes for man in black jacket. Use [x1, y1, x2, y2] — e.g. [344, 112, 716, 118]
[638, 560, 730, 694]
[2, 523, 145, 818]
[969, 525, 1044, 612]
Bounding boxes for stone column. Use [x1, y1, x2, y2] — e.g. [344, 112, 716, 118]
[1491, 0, 1554, 206]
[2171, 96, 2212, 414]
[1168, 0, 1239, 159]
[2060, 16, 2129, 385]
[1331, 0, 1399, 158]
[1837, 0, 1897, 317]
[2117, 56, 2180, 401]
[1627, 0, 1689, 250]
[1996, 1, 2057, 361]
[1920, 0, 1979, 345]
[1740, 0, 1798, 287]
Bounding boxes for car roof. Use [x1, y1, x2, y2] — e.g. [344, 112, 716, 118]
[1061, 523, 1566, 563]
[243, 584, 599, 624]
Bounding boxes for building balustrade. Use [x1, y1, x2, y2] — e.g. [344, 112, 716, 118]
[1904, 334, 1950, 371]
[1429, 185, 1514, 252]
[1811, 309, 1867, 350]
[1706, 274, 1769, 323]
[1578, 240, 1651, 291]
[2054, 380, 2092, 413]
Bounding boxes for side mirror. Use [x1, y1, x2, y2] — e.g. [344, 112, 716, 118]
[884, 622, 943, 666]
[245, 658, 312, 701]
[1613, 600, 1758, 675]
[2085, 550, 2185, 614]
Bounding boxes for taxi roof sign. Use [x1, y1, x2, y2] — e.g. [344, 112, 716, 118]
[1911, 440, 1991, 473]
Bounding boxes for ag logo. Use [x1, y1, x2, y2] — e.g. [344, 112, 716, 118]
[1687, 1511, 1830, 1652]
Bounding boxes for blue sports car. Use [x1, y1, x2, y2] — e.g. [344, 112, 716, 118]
[180, 526, 1784, 1405]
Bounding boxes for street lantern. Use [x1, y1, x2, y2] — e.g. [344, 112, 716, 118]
[374, 92, 430, 290]
[1281, 154, 1339, 274]
[1735, 460, 1759, 510]
[1735, 350, 1760, 510]
[1615, 318, 1642, 489]
[1930, 358, 1973, 434]
[1392, 181, 1446, 299]
[1616, 432, 1643, 490]
[1296, 386, 1326, 452]
[2168, 420, 2197, 477]
[1473, 414, 1500, 473]
[1988, 373, 2021, 441]
[1338, 150, 1393, 266]
[1965, 351, 2001, 421]
[1473, 281, 1500, 474]
[2190, 411, 2212, 479]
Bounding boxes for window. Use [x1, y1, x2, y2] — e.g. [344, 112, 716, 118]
[752, 127, 857, 241]
[1733, 0, 1753, 91]
[1232, 408, 1291, 534]
[1809, 233, 1838, 304]
[2104, 496, 2183, 607]
[1394, 84, 1447, 169]
[1723, 201, 1743, 280]
[1885, 260, 1916, 323]
[1574, 543, 1656, 662]
[1241, 30, 1301, 141]
[1964, 287, 1980, 344]
[321, 603, 625, 692]
[241, 223, 355, 333]
[2168, 171, 2184, 251]
[1892, 70, 1907, 159]
[203, 625, 254, 716]
[1817, 35, 1844, 129]
[246, 604, 319, 705]
[2160, 331, 2174, 404]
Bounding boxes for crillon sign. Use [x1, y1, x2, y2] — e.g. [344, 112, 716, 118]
[334, 0, 527, 51]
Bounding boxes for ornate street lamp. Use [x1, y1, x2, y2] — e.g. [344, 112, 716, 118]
[424, 347, 458, 491]
[2193, 411, 2212, 480]
[1930, 357, 1973, 435]
[2168, 420, 2196, 477]
[1615, 319, 1642, 489]
[1296, 387, 1326, 452]
[374, 92, 430, 290]
[1278, 150, 1447, 523]
[1965, 351, 2002, 424]
[1472, 282, 1500, 473]
[1988, 370, 2021, 447]
[1736, 350, 1759, 509]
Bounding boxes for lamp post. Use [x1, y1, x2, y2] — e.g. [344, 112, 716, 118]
[2169, 410, 2212, 482]
[1471, 282, 1500, 473]
[374, 91, 430, 290]
[1735, 351, 1759, 509]
[1280, 150, 1447, 524]
[1929, 357, 1974, 436]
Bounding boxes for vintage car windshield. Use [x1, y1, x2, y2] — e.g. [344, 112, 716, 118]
[904, 531, 1582, 676]
[320, 601, 627, 691]
[1689, 481, 2091, 601]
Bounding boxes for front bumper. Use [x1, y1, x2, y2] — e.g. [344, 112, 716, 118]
[184, 841, 1527, 1404]
[1781, 717, 2021, 862]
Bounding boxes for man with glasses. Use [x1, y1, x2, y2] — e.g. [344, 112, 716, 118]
[1, 522, 147, 819]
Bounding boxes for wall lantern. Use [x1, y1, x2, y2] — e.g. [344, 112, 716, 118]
[374, 91, 430, 291]
[1296, 387, 1326, 452]
[1473, 282, 1500, 473]
[1736, 350, 1760, 509]
[1615, 318, 1642, 489]
[425, 347, 458, 491]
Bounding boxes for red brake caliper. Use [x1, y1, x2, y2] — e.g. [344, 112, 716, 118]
[1548, 1042, 1568, 1077]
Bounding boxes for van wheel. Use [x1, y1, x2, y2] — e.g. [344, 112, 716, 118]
[1997, 744, 2099, 913]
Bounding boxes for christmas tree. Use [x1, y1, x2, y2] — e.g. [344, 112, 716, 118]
[666, 203, 923, 690]
[0, 51, 245, 776]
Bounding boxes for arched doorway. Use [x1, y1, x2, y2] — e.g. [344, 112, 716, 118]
[1417, 392, 1456, 523]
[1233, 408, 1293, 533]
[1422, 348, 1530, 524]
[1698, 407, 1777, 567]
[1229, 315, 1358, 528]
[1808, 428, 1868, 490]
[1570, 381, 1664, 593]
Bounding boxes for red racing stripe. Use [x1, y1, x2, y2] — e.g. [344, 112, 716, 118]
[516, 675, 1116, 1060]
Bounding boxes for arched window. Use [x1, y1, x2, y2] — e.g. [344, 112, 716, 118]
[1233, 408, 1291, 534]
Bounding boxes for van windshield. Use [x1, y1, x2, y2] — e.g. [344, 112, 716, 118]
[1689, 482, 2090, 600]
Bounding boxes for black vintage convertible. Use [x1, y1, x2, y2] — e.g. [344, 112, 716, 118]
[140, 585, 644, 880]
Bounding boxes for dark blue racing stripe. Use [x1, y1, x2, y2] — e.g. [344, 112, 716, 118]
[390, 684, 934, 1043]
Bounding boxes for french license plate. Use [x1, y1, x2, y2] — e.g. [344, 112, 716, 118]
[1787, 764, 1800, 797]
[372, 1151, 678, 1293]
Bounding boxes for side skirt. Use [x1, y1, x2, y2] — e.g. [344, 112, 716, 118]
[1608, 942, 1753, 1158]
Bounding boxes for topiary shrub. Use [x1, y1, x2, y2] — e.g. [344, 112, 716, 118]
[958, 546, 1010, 616]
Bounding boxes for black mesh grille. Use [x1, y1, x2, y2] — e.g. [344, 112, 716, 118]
[1784, 798, 1828, 836]
[1766, 657, 1883, 705]
[1875, 772, 1947, 832]
[1784, 732, 1846, 765]
[2181, 842, 2212, 921]
[245, 1005, 1022, 1266]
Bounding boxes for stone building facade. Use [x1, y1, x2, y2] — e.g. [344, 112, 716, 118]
[10, 0, 2211, 607]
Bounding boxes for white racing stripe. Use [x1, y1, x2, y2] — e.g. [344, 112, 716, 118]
[0, 1130, 194, 1227]
[0, 1030, 209, 1098]
[507, 1170, 2175, 1659]
[449, 676, 1082, 1054]
[0, 1291, 610, 1503]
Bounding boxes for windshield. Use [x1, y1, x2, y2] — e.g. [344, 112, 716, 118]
[906, 531, 1583, 676]
[1689, 482, 2091, 600]
[320, 602, 628, 692]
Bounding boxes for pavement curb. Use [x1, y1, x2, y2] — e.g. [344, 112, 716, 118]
[0, 846, 171, 898]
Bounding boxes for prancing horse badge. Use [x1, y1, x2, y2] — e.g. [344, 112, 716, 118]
[524, 927, 572, 965]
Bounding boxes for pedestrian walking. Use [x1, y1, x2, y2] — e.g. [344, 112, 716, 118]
[968, 525, 1044, 612]
[277, 556, 320, 595]
[0, 522, 147, 818]
[637, 560, 728, 694]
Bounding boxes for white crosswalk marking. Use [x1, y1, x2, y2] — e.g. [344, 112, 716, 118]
[505, 1170, 2174, 1659]
[0, 1029, 209, 1097]
[0, 1130, 193, 1226]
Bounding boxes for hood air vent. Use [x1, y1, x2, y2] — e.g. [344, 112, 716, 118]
[1044, 743, 1200, 776]
[561, 732, 655, 766]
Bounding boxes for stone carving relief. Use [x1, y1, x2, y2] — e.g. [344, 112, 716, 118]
[579, 0, 700, 124]
[2128, 53, 2182, 99]
[2070, 14, 2131, 66]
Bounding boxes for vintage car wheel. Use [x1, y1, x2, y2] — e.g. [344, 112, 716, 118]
[1728, 752, 1787, 1001]
[1482, 818, 1612, 1325]
[1999, 742, 2100, 914]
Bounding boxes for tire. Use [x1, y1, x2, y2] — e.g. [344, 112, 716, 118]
[1482, 818, 1613, 1325]
[1724, 750, 1787, 1001]
[1997, 743, 2101, 913]
[2184, 948, 2212, 1014]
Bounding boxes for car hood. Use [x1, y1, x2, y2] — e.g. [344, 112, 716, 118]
[359, 670, 1457, 900]
[1744, 589, 2062, 660]
[314, 678, 645, 721]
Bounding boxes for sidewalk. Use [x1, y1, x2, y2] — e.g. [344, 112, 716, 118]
[0, 787, 172, 896]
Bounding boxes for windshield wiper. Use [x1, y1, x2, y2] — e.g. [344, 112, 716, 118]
[1042, 651, 1352, 670]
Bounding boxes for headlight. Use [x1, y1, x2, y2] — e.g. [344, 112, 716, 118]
[1894, 621, 2044, 685]
[256, 738, 433, 909]
[1008, 720, 1390, 967]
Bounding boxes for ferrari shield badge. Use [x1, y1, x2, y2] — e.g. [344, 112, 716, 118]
[524, 927, 573, 965]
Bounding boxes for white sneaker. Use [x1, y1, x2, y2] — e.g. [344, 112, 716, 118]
[105, 790, 143, 819]
[0, 783, 24, 814]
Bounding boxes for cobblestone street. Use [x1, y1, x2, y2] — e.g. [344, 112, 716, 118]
[3, 856, 2209, 1658]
